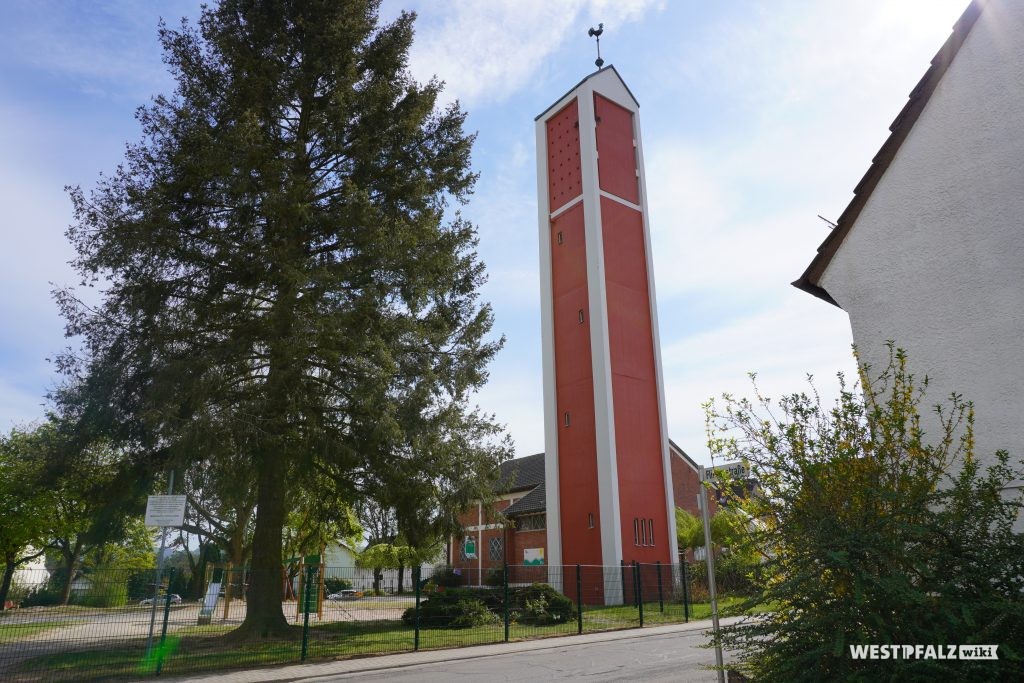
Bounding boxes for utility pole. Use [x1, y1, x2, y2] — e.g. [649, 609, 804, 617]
[698, 465, 725, 683]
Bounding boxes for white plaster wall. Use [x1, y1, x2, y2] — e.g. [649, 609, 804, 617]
[820, 0, 1024, 517]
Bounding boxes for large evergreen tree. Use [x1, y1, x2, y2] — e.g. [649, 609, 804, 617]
[59, 0, 506, 636]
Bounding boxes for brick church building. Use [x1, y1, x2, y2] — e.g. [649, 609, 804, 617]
[450, 440, 711, 586]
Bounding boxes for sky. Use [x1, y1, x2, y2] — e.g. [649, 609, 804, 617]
[0, 0, 971, 464]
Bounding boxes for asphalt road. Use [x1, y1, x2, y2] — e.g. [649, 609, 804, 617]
[296, 628, 725, 682]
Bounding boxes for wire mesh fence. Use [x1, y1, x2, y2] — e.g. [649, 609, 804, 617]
[0, 560, 746, 681]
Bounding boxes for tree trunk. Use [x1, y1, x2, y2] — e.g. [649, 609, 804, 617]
[0, 555, 17, 610]
[230, 242, 299, 639]
[397, 564, 405, 595]
[59, 540, 83, 606]
[233, 446, 290, 638]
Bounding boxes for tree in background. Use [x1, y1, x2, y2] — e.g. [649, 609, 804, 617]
[675, 507, 749, 555]
[58, 0, 504, 637]
[180, 455, 257, 572]
[363, 402, 510, 594]
[705, 346, 1024, 681]
[0, 426, 54, 610]
[282, 484, 362, 600]
[45, 436, 138, 605]
[355, 542, 437, 594]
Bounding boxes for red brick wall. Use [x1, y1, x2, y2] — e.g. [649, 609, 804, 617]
[672, 455, 703, 518]
[508, 528, 547, 567]
[670, 454, 718, 562]
[449, 499, 523, 586]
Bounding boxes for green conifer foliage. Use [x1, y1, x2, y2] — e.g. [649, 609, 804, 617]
[59, 0, 505, 636]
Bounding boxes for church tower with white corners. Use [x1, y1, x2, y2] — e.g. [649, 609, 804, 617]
[536, 65, 678, 603]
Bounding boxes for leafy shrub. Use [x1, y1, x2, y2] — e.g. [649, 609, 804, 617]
[79, 579, 128, 608]
[449, 599, 499, 627]
[428, 566, 465, 588]
[20, 577, 63, 607]
[324, 577, 353, 594]
[402, 588, 499, 628]
[706, 346, 1024, 681]
[483, 567, 504, 587]
[509, 583, 575, 625]
[404, 583, 576, 628]
[18, 584, 61, 607]
[6, 577, 31, 602]
[684, 554, 759, 603]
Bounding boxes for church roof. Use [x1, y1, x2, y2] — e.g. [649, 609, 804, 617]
[497, 452, 546, 494]
[503, 483, 547, 517]
[535, 64, 640, 121]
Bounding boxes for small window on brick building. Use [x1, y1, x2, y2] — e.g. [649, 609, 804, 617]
[641, 518, 647, 546]
[633, 518, 639, 546]
[588, 512, 594, 529]
[648, 519, 654, 546]
[489, 537, 503, 562]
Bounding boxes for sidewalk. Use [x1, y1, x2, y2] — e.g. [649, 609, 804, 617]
[166, 616, 742, 682]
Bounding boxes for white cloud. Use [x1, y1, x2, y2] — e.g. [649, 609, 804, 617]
[0, 1, 193, 100]
[396, 0, 663, 106]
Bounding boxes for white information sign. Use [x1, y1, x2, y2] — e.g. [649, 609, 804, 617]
[145, 495, 187, 527]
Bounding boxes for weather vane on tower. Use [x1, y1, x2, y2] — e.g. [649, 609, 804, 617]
[588, 23, 604, 68]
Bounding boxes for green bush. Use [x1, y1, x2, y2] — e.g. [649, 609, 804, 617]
[403, 583, 576, 628]
[79, 579, 128, 608]
[20, 578, 62, 607]
[509, 583, 575, 625]
[402, 588, 500, 628]
[706, 346, 1024, 681]
[324, 577, 353, 594]
[483, 567, 504, 587]
[428, 566, 464, 588]
[6, 577, 31, 602]
[450, 599, 499, 627]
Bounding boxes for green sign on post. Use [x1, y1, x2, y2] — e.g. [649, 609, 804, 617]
[463, 536, 477, 559]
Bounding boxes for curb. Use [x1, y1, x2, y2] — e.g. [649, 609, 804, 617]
[165, 616, 741, 682]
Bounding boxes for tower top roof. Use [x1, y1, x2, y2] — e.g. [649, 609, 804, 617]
[534, 64, 639, 122]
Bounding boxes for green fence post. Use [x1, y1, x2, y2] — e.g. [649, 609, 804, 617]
[156, 569, 175, 675]
[681, 561, 690, 623]
[656, 561, 664, 614]
[413, 566, 421, 652]
[620, 560, 628, 607]
[630, 565, 638, 626]
[300, 565, 313, 661]
[575, 564, 583, 635]
[503, 562, 510, 642]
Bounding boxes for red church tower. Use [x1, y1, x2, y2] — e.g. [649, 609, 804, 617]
[536, 66, 677, 602]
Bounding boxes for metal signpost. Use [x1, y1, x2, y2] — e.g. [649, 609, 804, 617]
[144, 472, 185, 662]
[698, 465, 726, 683]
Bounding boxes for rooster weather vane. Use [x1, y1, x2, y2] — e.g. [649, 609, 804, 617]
[588, 23, 604, 68]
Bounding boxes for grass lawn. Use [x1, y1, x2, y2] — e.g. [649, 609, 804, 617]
[10, 596, 766, 681]
[0, 621, 68, 643]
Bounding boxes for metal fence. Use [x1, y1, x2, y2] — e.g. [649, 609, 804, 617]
[0, 562, 741, 681]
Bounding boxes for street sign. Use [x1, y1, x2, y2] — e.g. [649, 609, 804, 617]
[145, 495, 187, 527]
